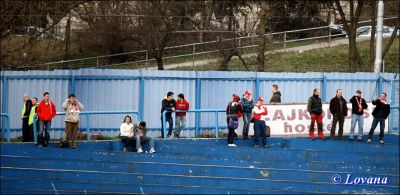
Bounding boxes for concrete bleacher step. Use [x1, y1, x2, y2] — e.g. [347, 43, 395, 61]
[2, 146, 399, 176]
[1, 178, 302, 194]
[1, 136, 399, 194]
[2, 156, 399, 186]
[2, 145, 399, 175]
[1, 167, 398, 194]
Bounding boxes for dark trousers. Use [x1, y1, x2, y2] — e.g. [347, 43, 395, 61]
[254, 119, 267, 146]
[120, 136, 136, 152]
[368, 117, 385, 140]
[161, 115, 173, 137]
[227, 118, 236, 144]
[38, 120, 51, 145]
[22, 118, 34, 142]
[330, 114, 345, 138]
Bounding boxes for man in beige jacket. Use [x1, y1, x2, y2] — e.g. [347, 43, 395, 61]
[60, 94, 84, 149]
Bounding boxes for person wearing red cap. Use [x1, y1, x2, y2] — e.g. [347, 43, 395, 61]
[226, 95, 244, 147]
[307, 89, 325, 140]
[251, 96, 269, 148]
[240, 90, 254, 140]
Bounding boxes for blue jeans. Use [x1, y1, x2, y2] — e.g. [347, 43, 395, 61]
[253, 120, 267, 146]
[242, 113, 251, 137]
[161, 114, 173, 137]
[349, 114, 364, 140]
[38, 120, 51, 145]
[135, 135, 155, 150]
[175, 116, 186, 137]
[368, 117, 386, 140]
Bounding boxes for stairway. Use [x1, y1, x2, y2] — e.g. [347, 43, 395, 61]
[1, 135, 399, 194]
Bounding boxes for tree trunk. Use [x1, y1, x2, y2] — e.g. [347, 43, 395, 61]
[348, 33, 364, 72]
[256, 1, 268, 72]
[65, 14, 71, 62]
[382, 26, 399, 59]
[155, 56, 164, 70]
[219, 50, 235, 71]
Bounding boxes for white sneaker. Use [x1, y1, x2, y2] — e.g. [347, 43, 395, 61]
[137, 148, 143, 153]
[367, 139, 371, 143]
[168, 135, 174, 139]
[227, 144, 237, 147]
[123, 147, 127, 152]
[149, 148, 156, 153]
[379, 140, 384, 144]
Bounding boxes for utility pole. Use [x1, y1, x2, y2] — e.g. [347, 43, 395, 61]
[374, 0, 384, 73]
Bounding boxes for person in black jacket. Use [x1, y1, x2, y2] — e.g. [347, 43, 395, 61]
[367, 92, 390, 144]
[21, 94, 33, 142]
[329, 89, 348, 140]
[161, 91, 176, 138]
[226, 95, 244, 147]
[307, 89, 325, 140]
[349, 90, 368, 141]
[270, 84, 282, 103]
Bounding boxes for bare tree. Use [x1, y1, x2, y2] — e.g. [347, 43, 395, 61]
[334, 0, 366, 72]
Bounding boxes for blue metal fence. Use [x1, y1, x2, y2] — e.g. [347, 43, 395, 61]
[1, 70, 399, 139]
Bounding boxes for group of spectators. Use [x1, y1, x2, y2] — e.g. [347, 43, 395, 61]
[21, 93, 83, 148]
[308, 88, 390, 144]
[20, 84, 390, 152]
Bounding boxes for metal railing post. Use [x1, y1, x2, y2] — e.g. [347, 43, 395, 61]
[215, 111, 219, 138]
[0, 113, 10, 143]
[86, 113, 91, 141]
[145, 51, 149, 69]
[283, 31, 287, 52]
[322, 75, 327, 102]
[33, 115, 37, 144]
[192, 44, 196, 70]
[96, 58, 99, 67]
[378, 76, 383, 96]
[162, 110, 167, 139]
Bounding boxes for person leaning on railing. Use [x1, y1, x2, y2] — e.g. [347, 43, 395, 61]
[60, 94, 84, 149]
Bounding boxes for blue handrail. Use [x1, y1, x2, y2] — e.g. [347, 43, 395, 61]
[162, 109, 225, 139]
[33, 110, 140, 144]
[0, 113, 11, 143]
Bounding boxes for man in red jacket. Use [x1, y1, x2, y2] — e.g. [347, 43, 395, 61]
[174, 94, 189, 138]
[36, 92, 57, 147]
[252, 96, 269, 148]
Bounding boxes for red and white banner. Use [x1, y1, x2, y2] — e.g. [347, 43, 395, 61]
[239, 102, 388, 136]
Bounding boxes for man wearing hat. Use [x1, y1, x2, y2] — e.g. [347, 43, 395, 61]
[161, 91, 176, 138]
[349, 90, 368, 142]
[251, 96, 269, 148]
[240, 90, 254, 140]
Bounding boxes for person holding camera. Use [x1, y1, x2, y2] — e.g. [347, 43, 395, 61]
[367, 92, 391, 144]
[60, 94, 84, 149]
